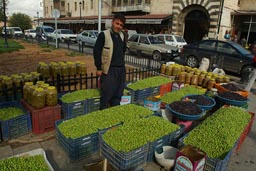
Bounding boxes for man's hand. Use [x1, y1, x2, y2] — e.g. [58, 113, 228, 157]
[96, 70, 103, 76]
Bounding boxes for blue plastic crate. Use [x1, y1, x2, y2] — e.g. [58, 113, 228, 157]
[0, 101, 32, 141]
[59, 99, 88, 119]
[178, 133, 238, 171]
[86, 96, 100, 113]
[147, 134, 169, 162]
[100, 137, 148, 171]
[169, 125, 185, 146]
[55, 120, 100, 161]
[126, 87, 152, 103]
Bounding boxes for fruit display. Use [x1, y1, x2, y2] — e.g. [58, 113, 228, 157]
[183, 106, 251, 159]
[58, 104, 153, 139]
[218, 91, 247, 101]
[168, 101, 202, 115]
[0, 107, 24, 121]
[60, 89, 100, 103]
[103, 116, 180, 152]
[0, 155, 49, 171]
[161, 86, 206, 104]
[183, 95, 214, 106]
[127, 76, 172, 90]
[221, 83, 243, 91]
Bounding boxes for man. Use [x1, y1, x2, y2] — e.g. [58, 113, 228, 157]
[93, 13, 126, 110]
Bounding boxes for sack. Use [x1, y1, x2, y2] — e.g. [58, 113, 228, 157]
[212, 68, 225, 76]
[199, 58, 210, 72]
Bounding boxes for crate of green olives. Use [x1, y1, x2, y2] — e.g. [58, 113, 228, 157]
[86, 96, 100, 113]
[0, 101, 32, 141]
[55, 120, 99, 161]
[0, 148, 54, 171]
[101, 137, 148, 171]
[126, 87, 152, 103]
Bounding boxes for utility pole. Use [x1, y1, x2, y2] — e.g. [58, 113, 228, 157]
[98, 0, 102, 33]
[3, 0, 8, 47]
[216, 0, 224, 39]
[37, 12, 39, 26]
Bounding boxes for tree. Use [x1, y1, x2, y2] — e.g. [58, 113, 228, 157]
[8, 13, 32, 31]
[0, 0, 8, 22]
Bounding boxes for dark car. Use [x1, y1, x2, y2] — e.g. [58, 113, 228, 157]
[180, 39, 256, 76]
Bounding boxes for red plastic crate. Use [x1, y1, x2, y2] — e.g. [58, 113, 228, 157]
[236, 111, 255, 153]
[21, 100, 61, 134]
[159, 82, 172, 96]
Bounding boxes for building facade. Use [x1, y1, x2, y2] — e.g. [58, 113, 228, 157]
[41, 0, 256, 44]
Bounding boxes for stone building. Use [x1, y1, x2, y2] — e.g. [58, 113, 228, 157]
[41, 0, 256, 44]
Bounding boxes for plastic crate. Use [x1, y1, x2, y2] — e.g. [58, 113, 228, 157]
[126, 87, 152, 103]
[100, 137, 148, 171]
[178, 133, 238, 171]
[147, 134, 169, 161]
[159, 82, 172, 96]
[215, 83, 249, 97]
[169, 125, 185, 146]
[0, 101, 32, 141]
[21, 100, 61, 134]
[151, 86, 160, 96]
[236, 112, 255, 153]
[86, 96, 100, 113]
[55, 120, 99, 161]
[59, 99, 88, 119]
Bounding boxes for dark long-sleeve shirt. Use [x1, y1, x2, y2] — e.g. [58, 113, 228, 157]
[93, 30, 126, 70]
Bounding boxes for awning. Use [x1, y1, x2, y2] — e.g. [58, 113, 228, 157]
[41, 14, 172, 25]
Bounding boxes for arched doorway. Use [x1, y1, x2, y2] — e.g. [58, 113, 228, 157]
[184, 10, 209, 44]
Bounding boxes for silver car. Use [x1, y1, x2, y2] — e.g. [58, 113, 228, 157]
[76, 30, 98, 47]
[127, 34, 179, 61]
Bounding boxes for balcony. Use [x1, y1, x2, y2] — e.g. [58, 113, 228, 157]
[112, 4, 150, 13]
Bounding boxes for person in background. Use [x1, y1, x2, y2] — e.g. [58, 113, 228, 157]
[240, 42, 256, 83]
[245, 42, 256, 91]
[93, 13, 126, 110]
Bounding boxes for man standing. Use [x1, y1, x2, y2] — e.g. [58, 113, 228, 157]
[93, 13, 126, 110]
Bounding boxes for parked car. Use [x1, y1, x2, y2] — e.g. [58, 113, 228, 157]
[76, 30, 98, 47]
[1, 27, 23, 37]
[24, 29, 36, 39]
[127, 34, 179, 61]
[180, 39, 256, 76]
[155, 34, 187, 51]
[36, 25, 54, 41]
[50, 29, 77, 42]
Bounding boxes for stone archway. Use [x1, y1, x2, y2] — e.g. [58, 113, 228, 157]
[184, 9, 209, 44]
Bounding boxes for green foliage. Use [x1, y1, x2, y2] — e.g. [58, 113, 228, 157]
[60, 89, 101, 103]
[184, 106, 251, 159]
[0, 155, 49, 171]
[58, 104, 154, 139]
[0, 106, 24, 121]
[8, 13, 32, 31]
[103, 116, 180, 152]
[0, 38, 24, 53]
[127, 76, 172, 90]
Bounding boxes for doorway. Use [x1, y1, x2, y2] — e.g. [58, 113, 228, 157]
[184, 10, 209, 44]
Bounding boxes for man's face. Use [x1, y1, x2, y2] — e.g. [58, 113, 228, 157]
[112, 19, 124, 33]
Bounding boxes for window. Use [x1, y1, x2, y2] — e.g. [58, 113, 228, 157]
[199, 41, 216, 50]
[123, 0, 128, 5]
[130, 0, 135, 5]
[82, 31, 89, 37]
[61, 1, 65, 7]
[166, 35, 174, 42]
[112, 0, 116, 6]
[137, 0, 142, 5]
[117, 0, 121, 6]
[139, 36, 148, 44]
[75, 2, 77, 11]
[83, 1, 85, 10]
[157, 35, 164, 42]
[128, 35, 139, 42]
[217, 42, 236, 54]
[68, 3, 70, 11]
[91, 0, 93, 9]
[145, 0, 151, 4]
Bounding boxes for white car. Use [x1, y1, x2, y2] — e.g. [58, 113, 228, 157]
[24, 29, 36, 39]
[155, 34, 187, 51]
[50, 29, 77, 42]
[76, 30, 98, 47]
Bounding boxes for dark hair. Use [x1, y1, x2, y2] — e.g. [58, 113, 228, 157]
[113, 13, 126, 24]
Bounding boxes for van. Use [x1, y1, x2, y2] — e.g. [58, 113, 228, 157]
[36, 25, 54, 40]
[155, 34, 187, 51]
[1, 27, 23, 37]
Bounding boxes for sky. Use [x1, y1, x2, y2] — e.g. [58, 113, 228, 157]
[7, 0, 43, 18]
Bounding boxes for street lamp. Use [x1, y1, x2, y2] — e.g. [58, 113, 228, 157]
[37, 12, 39, 26]
[79, 2, 82, 19]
